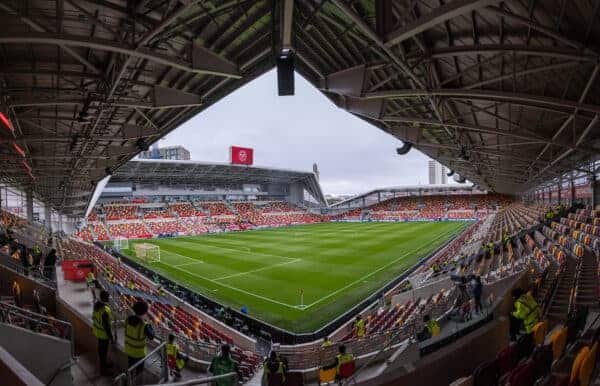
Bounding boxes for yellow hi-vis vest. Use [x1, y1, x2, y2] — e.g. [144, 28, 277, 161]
[92, 305, 112, 340]
[512, 293, 540, 333]
[263, 359, 286, 382]
[124, 320, 148, 358]
[321, 340, 332, 348]
[86, 272, 95, 285]
[355, 319, 365, 337]
[336, 353, 354, 373]
[426, 319, 441, 337]
[167, 343, 185, 370]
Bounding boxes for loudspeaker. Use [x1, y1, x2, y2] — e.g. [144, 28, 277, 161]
[277, 55, 295, 96]
[396, 141, 412, 155]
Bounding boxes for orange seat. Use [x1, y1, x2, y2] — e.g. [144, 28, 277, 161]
[319, 368, 336, 384]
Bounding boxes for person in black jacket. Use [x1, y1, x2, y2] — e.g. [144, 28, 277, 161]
[44, 248, 57, 279]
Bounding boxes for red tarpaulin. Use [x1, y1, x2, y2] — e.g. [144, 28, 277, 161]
[62, 260, 93, 282]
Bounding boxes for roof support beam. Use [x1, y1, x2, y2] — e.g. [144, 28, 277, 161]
[0, 33, 241, 78]
[0, 3, 102, 74]
[281, 0, 294, 51]
[419, 44, 600, 62]
[364, 89, 600, 115]
[384, 0, 500, 47]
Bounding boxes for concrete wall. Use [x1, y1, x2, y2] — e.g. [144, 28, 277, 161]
[372, 317, 510, 386]
[0, 323, 72, 386]
[0, 265, 56, 313]
[0, 345, 44, 386]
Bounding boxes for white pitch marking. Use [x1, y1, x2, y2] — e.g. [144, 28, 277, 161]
[213, 258, 302, 281]
[174, 261, 205, 268]
[176, 239, 298, 262]
[164, 264, 300, 310]
[299, 224, 463, 310]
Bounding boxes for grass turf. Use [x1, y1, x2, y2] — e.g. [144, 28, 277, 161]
[121, 221, 468, 333]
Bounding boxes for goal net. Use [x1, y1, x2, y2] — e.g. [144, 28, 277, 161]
[134, 243, 160, 263]
[113, 237, 129, 251]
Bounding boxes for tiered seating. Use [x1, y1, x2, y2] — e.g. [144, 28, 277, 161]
[451, 307, 599, 386]
[64, 238, 262, 379]
[201, 202, 234, 216]
[146, 220, 186, 235]
[104, 205, 138, 220]
[108, 222, 152, 239]
[143, 210, 175, 219]
[169, 202, 203, 218]
[87, 210, 99, 222]
[74, 227, 93, 241]
[262, 201, 299, 212]
[91, 223, 109, 241]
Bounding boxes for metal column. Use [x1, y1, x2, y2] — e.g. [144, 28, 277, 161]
[25, 189, 34, 222]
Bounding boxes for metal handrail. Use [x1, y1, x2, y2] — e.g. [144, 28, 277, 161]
[144, 372, 238, 386]
[0, 301, 74, 356]
[113, 341, 168, 386]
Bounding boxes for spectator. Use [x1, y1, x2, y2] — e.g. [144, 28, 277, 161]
[209, 344, 238, 386]
[354, 315, 365, 338]
[166, 333, 187, 380]
[511, 288, 540, 336]
[263, 351, 287, 386]
[11, 280, 21, 307]
[322, 345, 355, 380]
[124, 300, 155, 374]
[470, 275, 483, 314]
[44, 248, 57, 279]
[417, 315, 440, 341]
[93, 291, 114, 375]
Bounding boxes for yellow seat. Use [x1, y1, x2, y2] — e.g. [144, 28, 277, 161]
[570, 346, 590, 385]
[531, 321, 548, 346]
[550, 326, 567, 361]
[578, 342, 598, 386]
[319, 367, 337, 384]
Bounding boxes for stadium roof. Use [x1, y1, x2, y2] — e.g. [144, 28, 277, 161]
[108, 159, 327, 205]
[331, 183, 485, 208]
[1, 1, 600, 215]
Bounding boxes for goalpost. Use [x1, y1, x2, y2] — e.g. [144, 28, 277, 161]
[113, 237, 129, 251]
[134, 243, 161, 263]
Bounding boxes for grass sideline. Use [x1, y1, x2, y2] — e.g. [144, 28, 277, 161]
[121, 221, 468, 332]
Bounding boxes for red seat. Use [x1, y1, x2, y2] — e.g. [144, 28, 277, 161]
[339, 361, 356, 379]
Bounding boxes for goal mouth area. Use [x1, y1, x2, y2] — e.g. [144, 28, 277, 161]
[134, 243, 160, 263]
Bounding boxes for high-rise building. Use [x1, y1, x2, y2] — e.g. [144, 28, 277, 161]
[440, 165, 448, 184]
[139, 145, 191, 161]
[428, 160, 437, 184]
[428, 160, 448, 184]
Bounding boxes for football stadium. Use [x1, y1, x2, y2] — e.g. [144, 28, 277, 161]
[0, 2, 600, 386]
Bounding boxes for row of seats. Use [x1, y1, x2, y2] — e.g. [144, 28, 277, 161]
[451, 309, 598, 386]
[60, 238, 262, 379]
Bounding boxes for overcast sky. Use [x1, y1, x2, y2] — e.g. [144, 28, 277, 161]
[159, 70, 441, 196]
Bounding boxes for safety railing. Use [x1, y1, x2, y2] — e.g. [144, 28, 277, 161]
[144, 372, 238, 386]
[0, 249, 56, 288]
[113, 341, 168, 386]
[0, 301, 74, 356]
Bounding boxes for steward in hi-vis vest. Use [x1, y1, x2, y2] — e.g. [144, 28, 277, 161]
[124, 301, 155, 373]
[92, 290, 113, 374]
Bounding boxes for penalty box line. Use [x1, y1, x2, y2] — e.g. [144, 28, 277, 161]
[165, 263, 300, 310]
[212, 258, 302, 281]
[299, 224, 463, 310]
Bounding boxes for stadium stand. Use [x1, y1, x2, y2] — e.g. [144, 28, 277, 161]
[1, 1, 600, 385]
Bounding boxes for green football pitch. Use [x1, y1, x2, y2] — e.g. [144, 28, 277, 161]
[121, 221, 468, 332]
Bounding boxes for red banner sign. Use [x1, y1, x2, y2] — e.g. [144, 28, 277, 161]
[230, 146, 253, 165]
